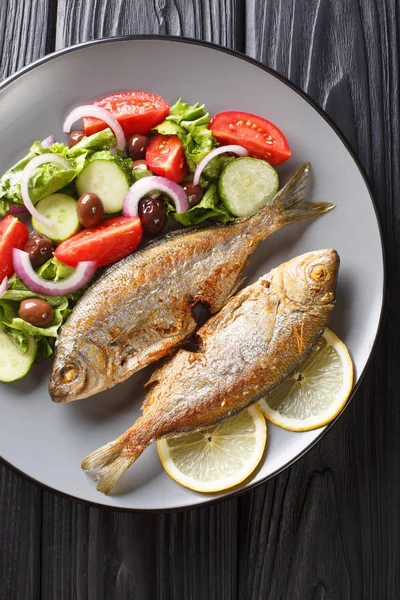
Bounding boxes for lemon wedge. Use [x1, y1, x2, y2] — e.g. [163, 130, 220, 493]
[157, 405, 267, 492]
[258, 328, 353, 431]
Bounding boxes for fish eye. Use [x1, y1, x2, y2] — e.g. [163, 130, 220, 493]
[60, 365, 79, 383]
[310, 264, 327, 281]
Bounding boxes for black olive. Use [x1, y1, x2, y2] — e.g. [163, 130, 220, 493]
[18, 299, 54, 327]
[127, 135, 150, 160]
[76, 193, 104, 228]
[182, 183, 204, 207]
[138, 197, 168, 234]
[68, 130, 85, 148]
[24, 234, 54, 267]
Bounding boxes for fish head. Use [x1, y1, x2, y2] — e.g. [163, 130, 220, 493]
[49, 336, 109, 402]
[272, 249, 339, 307]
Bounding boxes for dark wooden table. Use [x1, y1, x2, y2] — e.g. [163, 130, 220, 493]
[0, 1, 397, 598]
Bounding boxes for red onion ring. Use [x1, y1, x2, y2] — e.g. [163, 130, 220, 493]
[0, 276, 8, 298]
[193, 145, 249, 186]
[41, 135, 56, 148]
[123, 176, 189, 217]
[21, 153, 74, 228]
[13, 249, 96, 297]
[63, 105, 125, 151]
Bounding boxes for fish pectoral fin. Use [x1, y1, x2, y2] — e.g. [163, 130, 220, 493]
[144, 371, 160, 389]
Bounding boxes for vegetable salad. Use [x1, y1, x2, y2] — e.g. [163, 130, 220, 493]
[0, 91, 291, 382]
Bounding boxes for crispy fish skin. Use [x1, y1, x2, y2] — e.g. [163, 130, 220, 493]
[82, 249, 339, 494]
[49, 163, 334, 403]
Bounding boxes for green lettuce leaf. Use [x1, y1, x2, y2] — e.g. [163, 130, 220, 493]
[132, 166, 153, 182]
[37, 257, 75, 282]
[0, 257, 84, 369]
[0, 141, 72, 215]
[155, 99, 217, 171]
[200, 154, 235, 183]
[169, 182, 234, 227]
[66, 128, 116, 158]
[0, 295, 69, 339]
[35, 337, 55, 363]
[0, 129, 118, 215]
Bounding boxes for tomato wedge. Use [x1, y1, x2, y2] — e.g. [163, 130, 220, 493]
[146, 134, 188, 183]
[209, 111, 291, 165]
[54, 216, 142, 268]
[0, 215, 29, 280]
[83, 92, 170, 137]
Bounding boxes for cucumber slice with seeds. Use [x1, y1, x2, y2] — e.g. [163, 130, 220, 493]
[76, 159, 130, 214]
[219, 157, 279, 217]
[0, 326, 37, 382]
[32, 193, 80, 243]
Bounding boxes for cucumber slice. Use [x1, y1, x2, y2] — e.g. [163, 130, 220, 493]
[32, 193, 81, 243]
[219, 157, 279, 217]
[0, 326, 37, 382]
[76, 159, 130, 214]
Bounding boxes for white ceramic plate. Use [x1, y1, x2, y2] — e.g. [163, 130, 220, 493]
[0, 37, 385, 510]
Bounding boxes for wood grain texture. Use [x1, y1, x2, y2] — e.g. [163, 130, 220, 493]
[0, 0, 55, 79]
[40, 493, 238, 600]
[240, 0, 399, 598]
[0, 0, 399, 599]
[55, 0, 244, 50]
[0, 467, 41, 600]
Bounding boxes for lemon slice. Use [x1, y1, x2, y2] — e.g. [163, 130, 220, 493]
[258, 329, 353, 431]
[157, 405, 267, 492]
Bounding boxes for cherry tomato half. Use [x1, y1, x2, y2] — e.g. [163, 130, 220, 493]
[83, 91, 170, 137]
[54, 216, 142, 268]
[146, 134, 188, 183]
[0, 215, 29, 280]
[209, 111, 291, 165]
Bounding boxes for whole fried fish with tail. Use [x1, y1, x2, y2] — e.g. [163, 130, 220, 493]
[82, 249, 339, 494]
[50, 163, 334, 403]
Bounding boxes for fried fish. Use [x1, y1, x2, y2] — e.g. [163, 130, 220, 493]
[49, 164, 334, 403]
[82, 248, 339, 494]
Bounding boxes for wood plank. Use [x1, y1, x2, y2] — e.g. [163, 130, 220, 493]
[0, 1, 54, 599]
[41, 494, 238, 599]
[0, 0, 55, 79]
[0, 468, 42, 600]
[55, 0, 244, 50]
[239, 0, 399, 598]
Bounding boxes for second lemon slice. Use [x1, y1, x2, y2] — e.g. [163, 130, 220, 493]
[157, 405, 267, 493]
[258, 328, 353, 431]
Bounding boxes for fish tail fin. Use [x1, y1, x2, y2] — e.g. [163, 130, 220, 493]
[274, 162, 335, 224]
[81, 435, 139, 495]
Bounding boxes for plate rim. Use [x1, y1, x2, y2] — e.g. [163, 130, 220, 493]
[0, 34, 388, 513]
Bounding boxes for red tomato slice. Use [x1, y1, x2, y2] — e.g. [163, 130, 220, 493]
[209, 111, 291, 165]
[0, 215, 29, 280]
[83, 92, 170, 137]
[146, 134, 188, 183]
[55, 216, 142, 268]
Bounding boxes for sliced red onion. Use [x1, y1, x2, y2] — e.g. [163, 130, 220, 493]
[0, 276, 8, 298]
[193, 145, 249, 186]
[63, 105, 125, 151]
[13, 249, 96, 297]
[41, 135, 56, 148]
[21, 153, 73, 228]
[7, 205, 28, 215]
[123, 177, 189, 217]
